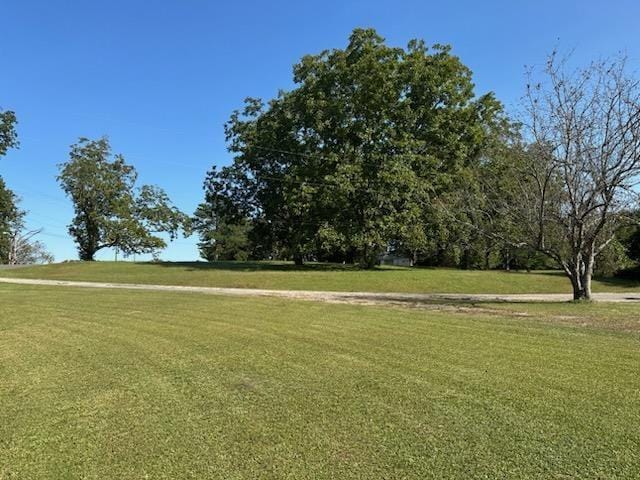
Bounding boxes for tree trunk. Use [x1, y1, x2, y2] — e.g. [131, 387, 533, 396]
[567, 254, 594, 301]
[293, 253, 304, 266]
[8, 233, 18, 265]
[579, 273, 592, 301]
[461, 247, 471, 270]
[77, 222, 99, 261]
[79, 249, 96, 261]
[579, 255, 594, 301]
[570, 277, 592, 301]
[359, 256, 378, 269]
[359, 244, 379, 269]
[346, 248, 356, 264]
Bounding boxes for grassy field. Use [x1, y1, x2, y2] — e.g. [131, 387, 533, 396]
[2, 260, 639, 294]
[1, 283, 639, 479]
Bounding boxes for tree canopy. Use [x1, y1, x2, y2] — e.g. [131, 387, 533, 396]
[0, 108, 20, 263]
[58, 137, 188, 261]
[0, 177, 22, 263]
[0, 109, 18, 157]
[196, 28, 507, 267]
[7, 31, 640, 289]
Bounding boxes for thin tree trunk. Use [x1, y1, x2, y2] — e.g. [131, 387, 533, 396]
[462, 247, 471, 270]
[8, 233, 17, 265]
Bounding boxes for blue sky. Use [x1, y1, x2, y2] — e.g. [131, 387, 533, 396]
[2, 0, 639, 261]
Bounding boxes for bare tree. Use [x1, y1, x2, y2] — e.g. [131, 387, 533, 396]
[7, 228, 54, 265]
[517, 53, 640, 300]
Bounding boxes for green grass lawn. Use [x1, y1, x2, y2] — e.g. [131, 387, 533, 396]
[2, 260, 639, 294]
[1, 284, 638, 479]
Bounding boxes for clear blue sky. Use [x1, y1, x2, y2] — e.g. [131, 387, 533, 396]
[2, 0, 639, 261]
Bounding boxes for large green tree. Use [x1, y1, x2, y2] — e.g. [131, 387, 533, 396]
[211, 28, 505, 267]
[0, 108, 20, 262]
[58, 137, 188, 261]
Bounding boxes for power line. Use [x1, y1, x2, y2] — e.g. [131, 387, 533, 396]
[37, 231, 69, 240]
[11, 187, 69, 206]
[252, 144, 330, 160]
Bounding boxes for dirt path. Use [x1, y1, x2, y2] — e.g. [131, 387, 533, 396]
[1, 276, 639, 305]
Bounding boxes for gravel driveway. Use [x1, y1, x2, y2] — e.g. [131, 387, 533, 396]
[1, 276, 639, 305]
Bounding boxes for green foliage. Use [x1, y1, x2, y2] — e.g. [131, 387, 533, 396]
[0, 109, 20, 262]
[57, 137, 187, 260]
[617, 211, 640, 263]
[196, 219, 252, 261]
[193, 166, 255, 261]
[611, 213, 640, 278]
[210, 28, 506, 267]
[0, 109, 18, 157]
[594, 237, 633, 277]
[0, 177, 22, 263]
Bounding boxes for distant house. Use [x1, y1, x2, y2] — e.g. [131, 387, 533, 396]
[379, 253, 413, 267]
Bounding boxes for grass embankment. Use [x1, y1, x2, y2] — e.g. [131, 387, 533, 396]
[2, 260, 639, 293]
[1, 284, 638, 478]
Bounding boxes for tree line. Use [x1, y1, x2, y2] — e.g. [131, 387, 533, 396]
[0, 111, 53, 264]
[2, 28, 640, 300]
[193, 29, 640, 299]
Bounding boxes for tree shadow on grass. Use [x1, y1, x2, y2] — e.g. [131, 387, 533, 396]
[140, 260, 385, 273]
[592, 275, 640, 290]
[138, 262, 632, 281]
[526, 269, 640, 290]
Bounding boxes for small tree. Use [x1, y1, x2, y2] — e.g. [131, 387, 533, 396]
[0, 180, 53, 265]
[58, 137, 187, 261]
[512, 53, 640, 300]
[7, 228, 54, 265]
[193, 166, 254, 261]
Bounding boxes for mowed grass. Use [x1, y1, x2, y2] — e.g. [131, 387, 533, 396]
[488, 301, 640, 334]
[2, 260, 640, 293]
[1, 284, 639, 479]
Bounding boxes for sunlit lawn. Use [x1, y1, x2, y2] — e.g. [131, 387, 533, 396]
[1, 284, 638, 479]
[2, 260, 639, 294]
